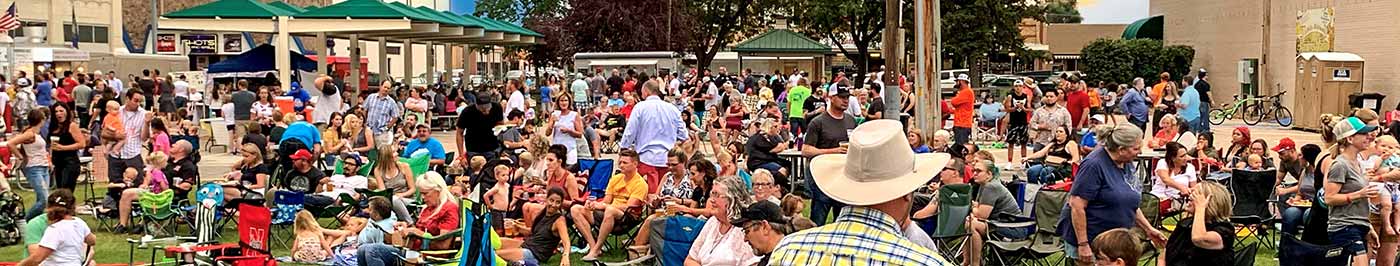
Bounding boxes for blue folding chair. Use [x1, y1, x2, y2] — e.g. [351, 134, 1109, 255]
[270, 190, 305, 250]
[576, 158, 616, 199]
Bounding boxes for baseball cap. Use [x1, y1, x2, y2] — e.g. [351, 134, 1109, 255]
[832, 87, 851, 98]
[290, 149, 314, 160]
[730, 201, 787, 226]
[1090, 114, 1105, 123]
[1013, 80, 1024, 86]
[416, 122, 431, 129]
[1333, 116, 1379, 140]
[956, 74, 969, 81]
[343, 152, 365, 166]
[1272, 137, 1296, 152]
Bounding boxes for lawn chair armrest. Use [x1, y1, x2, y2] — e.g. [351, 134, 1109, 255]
[407, 228, 465, 250]
[987, 220, 1036, 229]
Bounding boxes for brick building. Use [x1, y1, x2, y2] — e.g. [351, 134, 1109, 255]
[1152, 0, 1400, 119]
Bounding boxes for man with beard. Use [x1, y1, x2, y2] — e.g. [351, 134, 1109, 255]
[1029, 89, 1072, 149]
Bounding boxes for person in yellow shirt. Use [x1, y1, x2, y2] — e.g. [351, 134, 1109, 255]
[570, 149, 648, 261]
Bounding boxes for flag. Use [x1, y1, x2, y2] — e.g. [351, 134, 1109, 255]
[69, 5, 78, 48]
[0, 4, 19, 32]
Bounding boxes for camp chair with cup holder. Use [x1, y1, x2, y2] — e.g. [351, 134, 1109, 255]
[137, 189, 184, 236]
[270, 190, 305, 250]
[1230, 168, 1279, 250]
[396, 199, 502, 266]
[932, 183, 974, 262]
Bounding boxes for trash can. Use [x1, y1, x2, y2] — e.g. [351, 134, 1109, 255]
[1349, 93, 1386, 113]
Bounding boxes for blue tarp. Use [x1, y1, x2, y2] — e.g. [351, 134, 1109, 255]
[207, 44, 317, 75]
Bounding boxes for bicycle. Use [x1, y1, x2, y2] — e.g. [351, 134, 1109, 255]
[1208, 94, 1261, 125]
[1247, 91, 1293, 127]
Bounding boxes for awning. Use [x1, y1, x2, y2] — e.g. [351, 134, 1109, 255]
[732, 29, 832, 54]
[17, 47, 90, 62]
[1122, 15, 1164, 40]
[589, 59, 659, 66]
[1053, 54, 1081, 60]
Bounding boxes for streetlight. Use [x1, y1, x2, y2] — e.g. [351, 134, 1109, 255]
[1008, 52, 1017, 73]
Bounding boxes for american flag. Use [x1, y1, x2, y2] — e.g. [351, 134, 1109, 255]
[0, 4, 18, 32]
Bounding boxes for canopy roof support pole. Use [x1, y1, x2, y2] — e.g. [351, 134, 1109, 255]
[402, 38, 413, 89]
[276, 16, 292, 92]
[378, 37, 388, 82]
[462, 44, 472, 77]
[349, 34, 361, 106]
[316, 32, 329, 75]
[425, 40, 435, 87]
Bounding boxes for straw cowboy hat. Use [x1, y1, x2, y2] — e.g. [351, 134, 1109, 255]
[810, 120, 952, 206]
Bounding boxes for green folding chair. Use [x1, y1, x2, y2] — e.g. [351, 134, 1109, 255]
[933, 183, 974, 262]
[138, 190, 182, 236]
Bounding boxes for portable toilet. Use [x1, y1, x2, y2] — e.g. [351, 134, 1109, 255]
[1295, 52, 1364, 129]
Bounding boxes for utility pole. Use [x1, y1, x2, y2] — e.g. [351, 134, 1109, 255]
[881, 0, 903, 121]
[914, 0, 940, 134]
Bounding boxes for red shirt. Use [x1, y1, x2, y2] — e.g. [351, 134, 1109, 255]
[621, 103, 636, 119]
[413, 199, 460, 249]
[1065, 89, 1090, 128]
[58, 77, 77, 103]
[622, 80, 637, 93]
[951, 86, 975, 128]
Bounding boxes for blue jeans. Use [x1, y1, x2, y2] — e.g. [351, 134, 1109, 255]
[1281, 206, 1309, 236]
[806, 167, 845, 225]
[1026, 164, 1062, 184]
[357, 243, 403, 266]
[24, 166, 49, 220]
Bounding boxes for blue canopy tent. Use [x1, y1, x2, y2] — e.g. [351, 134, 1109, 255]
[207, 44, 317, 79]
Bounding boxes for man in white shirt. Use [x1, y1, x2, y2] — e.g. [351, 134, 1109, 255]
[105, 71, 124, 97]
[505, 79, 526, 119]
[312, 76, 344, 125]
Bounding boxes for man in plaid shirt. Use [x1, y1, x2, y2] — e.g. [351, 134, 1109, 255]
[363, 86, 401, 143]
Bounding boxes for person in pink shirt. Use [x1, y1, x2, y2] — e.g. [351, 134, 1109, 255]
[150, 118, 172, 156]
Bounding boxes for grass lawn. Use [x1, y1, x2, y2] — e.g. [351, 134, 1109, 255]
[0, 184, 633, 265]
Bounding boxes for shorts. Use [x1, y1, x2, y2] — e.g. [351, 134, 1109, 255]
[1089, 107, 1104, 116]
[519, 249, 540, 266]
[593, 209, 641, 228]
[1329, 224, 1370, 256]
[1371, 214, 1400, 243]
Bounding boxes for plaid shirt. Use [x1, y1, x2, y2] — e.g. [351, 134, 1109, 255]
[363, 93, 401, 134]
[767, 206, 953, 266]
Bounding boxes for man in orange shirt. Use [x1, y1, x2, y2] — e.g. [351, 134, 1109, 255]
[1150, 72, 1172, 129]
[951, 74, 976, 146]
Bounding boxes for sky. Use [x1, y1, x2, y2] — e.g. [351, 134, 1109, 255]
[1077, 0, 1150, 24]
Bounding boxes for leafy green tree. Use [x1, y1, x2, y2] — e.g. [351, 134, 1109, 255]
[942, 0, 1041, 86]
[683, 0, 775, 70]
[784, 0, 884, 80]
[1081, 38, 1195, 84]
[1043, 0, 1082, 23]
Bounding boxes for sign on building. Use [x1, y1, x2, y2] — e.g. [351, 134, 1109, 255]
[1296, 8, 1334, 53]
[222, 33, 243, 54]
[182, 34, 217, 54]
[156, 33, 178, 54]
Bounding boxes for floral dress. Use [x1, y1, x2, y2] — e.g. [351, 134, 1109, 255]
[291, 235, 328, 262]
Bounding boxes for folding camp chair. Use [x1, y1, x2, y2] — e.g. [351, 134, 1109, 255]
[1230, 168, 1278, 249]
[270, 190, 305, 250]
[1233, 242, 1260, 266]
[399, 199, 499, 266]
[577, 158, 617, 199]
[1027, 189, 1069, 266]
[932, 184, 973, 262]
[137, 190, 183, 236]
[1137, 192, 1164, 264]
[214, 203, 275, 266]
[1279, 233, 1351, 266]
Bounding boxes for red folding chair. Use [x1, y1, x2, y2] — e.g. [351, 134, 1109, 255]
[215, 203, 275, 266]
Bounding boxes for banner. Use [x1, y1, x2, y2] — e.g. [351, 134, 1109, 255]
[222, 33, 243, 54]
[155, 33, 178, 54]
[1296, 8, 1334, 53]
[182, 34, 217, 54]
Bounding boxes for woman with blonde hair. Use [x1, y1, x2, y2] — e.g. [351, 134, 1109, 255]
[1159, 182, 1234, 266]
[400, 171, 460, 251]
[341, 113, 374, 154]
[372, 143, 416, 223]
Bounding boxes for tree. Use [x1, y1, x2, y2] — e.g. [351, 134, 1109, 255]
[474, 0, 571, 67]
[473, 0, 567, 24]
[683, 0, 774, 70]
[785, 0, 885, 81]
[561, 0, 694, 54]
[1043, 0, 1082, 23]
[1081, 38, 1195, 84]
[942, 0, 1041, 86]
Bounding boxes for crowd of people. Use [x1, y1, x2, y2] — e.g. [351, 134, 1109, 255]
[0, 62, 1393, 266]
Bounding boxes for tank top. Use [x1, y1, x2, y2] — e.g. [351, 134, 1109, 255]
[522, 211, 563, 260]
[1009, 93, 1029, 126]
[51, 122, 78, 161]
[1048, 142, 1072, 161]
[381, 167, 409, 194]
[23, 134, 45, 168]
[552, 111, 579, 164]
